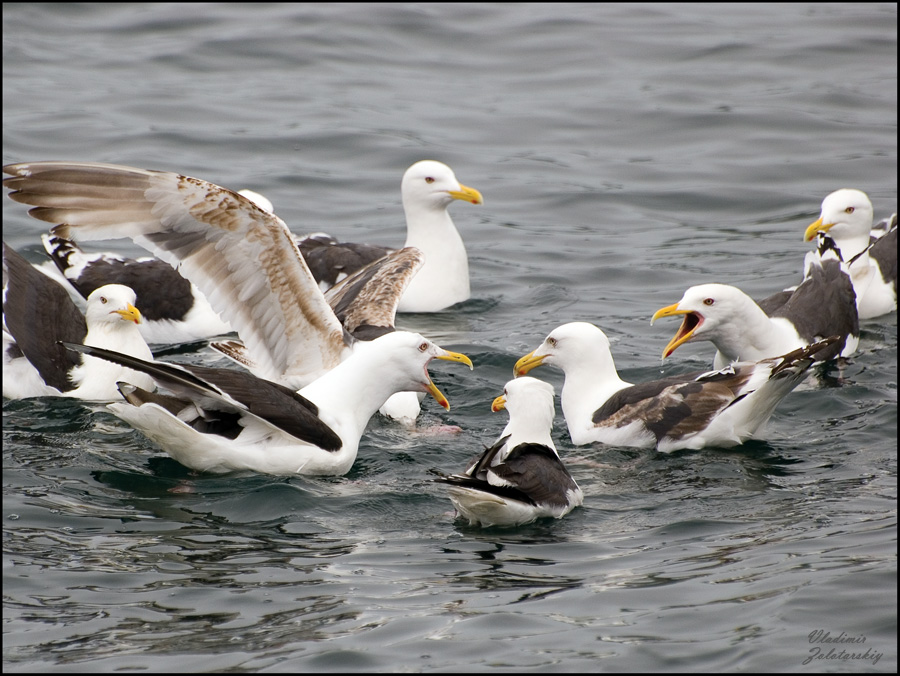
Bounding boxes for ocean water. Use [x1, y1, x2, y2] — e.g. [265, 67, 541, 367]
[2, 3, 896, 672]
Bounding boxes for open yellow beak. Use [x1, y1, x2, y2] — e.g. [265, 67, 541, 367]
[448, 183, 484, 205]
[425, 380, 450, 410]
[651, 303, 697, 358]
[491, 394, 506, 412]
[115, 303, 143, 325]
[804, 216, 833, 242]
[514, 350, 546, 376]
[425, 350, 473, 410]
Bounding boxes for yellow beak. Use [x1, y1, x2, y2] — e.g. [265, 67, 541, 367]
[804, 216, 833, 242]
[115, 303, 143, 325]
[448, 183, 484, 205]
[491, 394, 506, 412]
[651, 303, 696, 358]
[514, 350, 545, 376]
[425, 380, 450, 410]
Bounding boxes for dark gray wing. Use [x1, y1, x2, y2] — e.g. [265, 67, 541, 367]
[297, 233, 394, 288]
[756, 289, 793, 315]
[868, 221, 897, 290]
[468, 434, 510, 478]
[436, 442, 576, 509]
[3, 242, 85, 391]
[489, 443, 579, 509]
[62, 342, 342, 451]
[42, 234, 196, 322]
[772, 236, 857, 360]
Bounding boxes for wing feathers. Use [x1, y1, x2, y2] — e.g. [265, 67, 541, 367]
[4, 161, 347, 387]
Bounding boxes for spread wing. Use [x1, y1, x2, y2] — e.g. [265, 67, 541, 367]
[4, 161, 346, 387]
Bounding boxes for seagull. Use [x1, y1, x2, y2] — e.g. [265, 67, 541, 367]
[651, 236, 858, 369]
[62, 331, 472, 475]
[296, 160, 484, 312]
[435, 377, 582, 527]
[2, 160, 444, 424]
[3, 241, 155, 401]
[514, 322, 837, 451]
[39, 233, 232, 344]
[804, 188, 897, 319]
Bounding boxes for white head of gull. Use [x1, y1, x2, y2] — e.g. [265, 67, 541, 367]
[295, 159, 483, 311]
[396, 160, 484, 312]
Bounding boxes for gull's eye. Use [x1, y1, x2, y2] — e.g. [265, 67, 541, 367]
[100, 296, 108, 304]
[547, 337, 557, 347]
[424, 177, 435, 184]
[703, 298, 715, 306]
[845, 206, 855, 214]
[418, 342, 429, 353]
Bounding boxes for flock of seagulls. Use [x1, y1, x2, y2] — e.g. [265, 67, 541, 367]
[3, 158, 896, 528]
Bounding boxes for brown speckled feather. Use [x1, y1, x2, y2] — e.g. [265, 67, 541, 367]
[4, 161, 346, 388]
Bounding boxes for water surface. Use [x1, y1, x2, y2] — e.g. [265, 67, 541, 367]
[3, 3, 896, 672]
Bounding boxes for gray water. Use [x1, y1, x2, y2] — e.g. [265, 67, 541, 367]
[2, 3, 896, 672]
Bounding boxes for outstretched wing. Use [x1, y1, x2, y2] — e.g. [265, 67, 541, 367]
[4, 161, 346, 387]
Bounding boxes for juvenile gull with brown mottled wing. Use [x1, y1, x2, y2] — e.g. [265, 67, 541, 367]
[514, 322, 837, 452]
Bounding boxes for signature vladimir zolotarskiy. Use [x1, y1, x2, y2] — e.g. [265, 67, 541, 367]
[803, 630, 883, 667]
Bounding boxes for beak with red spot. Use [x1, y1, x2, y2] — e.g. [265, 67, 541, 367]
[651, 303, 704, 358]
[513, 350, 547, 377]
[491, 393, 507, 412]
[804, 215, 833, 242]
[114, 303, 143, 325]
[447, 184, 484, 205]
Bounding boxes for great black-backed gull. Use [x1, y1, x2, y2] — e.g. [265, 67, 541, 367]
[651, 236, 858, 369]
[435, 377, 582, 527]
[804, 188, 896, 319]
[3, 161, 445, 425]
[40, 233, 232, 344]
[3, 241, 155, 400]
[514, 322, 837, 451]
[63, 331, 472, 475]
